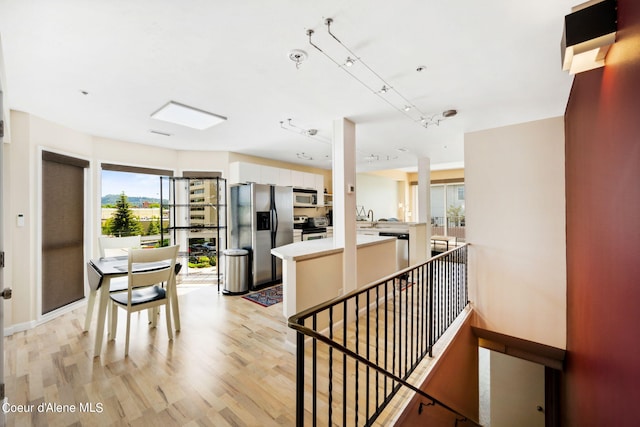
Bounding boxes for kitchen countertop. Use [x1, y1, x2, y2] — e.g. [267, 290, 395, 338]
[356, 221, 427, 236]
[271, 235, 395, 262]
[356, 221, 426, 229]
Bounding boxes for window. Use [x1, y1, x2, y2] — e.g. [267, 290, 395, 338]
[100, 165, 172, 240]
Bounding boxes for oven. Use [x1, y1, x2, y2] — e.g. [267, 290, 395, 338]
[301, 227, 327, 241]
[295, 216, 328, 240]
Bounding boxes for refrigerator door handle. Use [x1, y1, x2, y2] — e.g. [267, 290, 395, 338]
[271, 186, 278, 234]
[273, 208, 278, 234]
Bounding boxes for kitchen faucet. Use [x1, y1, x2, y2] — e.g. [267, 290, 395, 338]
[367, 209, 374, 222]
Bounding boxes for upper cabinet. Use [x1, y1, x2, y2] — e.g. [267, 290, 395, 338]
[260, 165, 279, 185]
[229, 162, 260, 184]
[229, 161, 326, 206]
[278, 168, 292, 187]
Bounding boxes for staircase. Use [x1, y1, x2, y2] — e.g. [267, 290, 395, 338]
[288, 244, 481, 426]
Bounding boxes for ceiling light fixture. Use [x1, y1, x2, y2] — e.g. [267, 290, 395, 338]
[297, 152, 314, 161]
[561, 0, 617, 74]
[150, 101, 227, 130]
[288, 49, 308, 69]
[280, 118, 331, 144]
[306, 18, 456, 131]
[363, 153, 399, 163]
[419, 110, 459, 128]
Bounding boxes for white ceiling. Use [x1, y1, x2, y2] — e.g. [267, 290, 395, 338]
[0, 0, 575, 172]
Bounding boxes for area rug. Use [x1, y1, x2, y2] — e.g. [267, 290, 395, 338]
[242, 284, 283, 307]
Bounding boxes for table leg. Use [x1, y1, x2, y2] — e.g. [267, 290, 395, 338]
[93, 276, 111, 357]
[83, 289, 97, 332]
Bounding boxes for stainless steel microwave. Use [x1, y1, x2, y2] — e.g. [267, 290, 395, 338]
[293, 188, 317, 206]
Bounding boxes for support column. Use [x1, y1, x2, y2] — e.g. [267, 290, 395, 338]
[332, 118, 357, 293]
[418, 157, 432, 257]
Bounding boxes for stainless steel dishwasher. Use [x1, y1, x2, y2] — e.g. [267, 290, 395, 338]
[378, 232, 409, 270]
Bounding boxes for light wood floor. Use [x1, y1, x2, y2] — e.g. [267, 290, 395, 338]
[3, 284, 298, 426]
[2, 278, 454, 427]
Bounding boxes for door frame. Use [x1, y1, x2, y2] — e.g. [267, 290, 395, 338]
[1, 85, 7, 405]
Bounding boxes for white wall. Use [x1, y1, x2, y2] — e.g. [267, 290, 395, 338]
[3, 110, 334, 331]
[356, 173, 399, 221]
[465, 116, 567, 349]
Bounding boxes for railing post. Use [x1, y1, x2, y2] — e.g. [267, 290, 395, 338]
[296, 319, 305, 427]
[428, 260, 434, 358]
[464, 245, 469, 305]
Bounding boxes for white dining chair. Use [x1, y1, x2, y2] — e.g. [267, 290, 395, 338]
[109, 245, 179, 356]
[84, 235, 142, 333]
[98, 235, 141, 258]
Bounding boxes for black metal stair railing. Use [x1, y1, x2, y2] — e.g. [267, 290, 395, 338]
[288, 244, 479, 426]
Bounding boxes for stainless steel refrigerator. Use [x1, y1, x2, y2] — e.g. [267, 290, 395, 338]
[230, 183, 293, 289]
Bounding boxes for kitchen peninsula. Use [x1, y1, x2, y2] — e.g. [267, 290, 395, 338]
[271, 235, 397, 321]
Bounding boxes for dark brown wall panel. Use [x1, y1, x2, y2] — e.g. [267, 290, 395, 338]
[564, 0, 640, 424]
[394, 314, 478, 426]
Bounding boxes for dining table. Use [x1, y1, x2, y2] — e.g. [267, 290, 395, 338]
[85, 255, 180, 357]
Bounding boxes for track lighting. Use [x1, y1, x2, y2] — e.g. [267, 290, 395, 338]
[363, 153, 399, 163]
[305, 18, 457, 131]
[419, 110, 458, 128]
[297, 152, 313, 161]
[280, 118, 331, 145]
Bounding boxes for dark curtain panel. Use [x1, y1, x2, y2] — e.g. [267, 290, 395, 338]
[42, 152, 88, 314]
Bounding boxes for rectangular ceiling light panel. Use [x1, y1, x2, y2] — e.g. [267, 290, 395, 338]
[151, 101, 227, 130]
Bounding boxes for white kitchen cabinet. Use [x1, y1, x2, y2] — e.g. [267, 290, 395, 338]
[228, 162, 240, 184]
[260, 165, 279, 185]
[291, 170, 305, 187]
[230, 162, 324, 195]
[278, 168, 292, 186]
[303, 172, 316, 189]
[229, 161, 260, 184]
